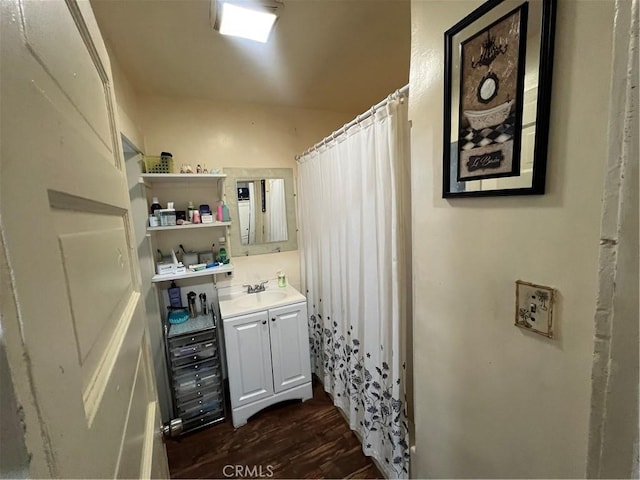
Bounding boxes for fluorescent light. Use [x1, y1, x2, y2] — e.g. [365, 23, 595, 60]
[218, 2, 277, 43]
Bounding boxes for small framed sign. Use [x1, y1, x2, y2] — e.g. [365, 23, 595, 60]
[515, 280, 555, 338]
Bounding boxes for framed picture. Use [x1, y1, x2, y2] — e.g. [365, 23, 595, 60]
[443, 0, 557, 197]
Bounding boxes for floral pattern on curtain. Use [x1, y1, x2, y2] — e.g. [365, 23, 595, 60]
[298, 92, 410, 478]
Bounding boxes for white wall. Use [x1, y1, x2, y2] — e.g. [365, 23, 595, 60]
[108, 45, 144, 150]
[138, 95, 351, 290]
[587, 0, 639, 476]
[108, 47, 176, 420]
[409, 1, 615, 477]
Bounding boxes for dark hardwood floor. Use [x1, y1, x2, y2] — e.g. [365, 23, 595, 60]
[166, 379, 383, 479]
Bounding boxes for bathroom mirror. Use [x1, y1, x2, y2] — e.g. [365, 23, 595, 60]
[224, 168, 297, 256]
[443, 0, 556, 197]
[237, 178, 288, 245]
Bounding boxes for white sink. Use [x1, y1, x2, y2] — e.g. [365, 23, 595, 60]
[218, 284, 306, 318]
[235, 290, 287, 308]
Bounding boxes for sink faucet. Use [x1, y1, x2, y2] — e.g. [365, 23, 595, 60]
[242, 281, 268, 294]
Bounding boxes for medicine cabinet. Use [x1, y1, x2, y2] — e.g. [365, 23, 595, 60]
[223, 168, 298, 257]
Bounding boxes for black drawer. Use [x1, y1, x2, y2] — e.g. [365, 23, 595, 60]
[181, 409, 224, 432]
[170, 346, 217, 368]
[177, 389, 222, 413]
[174, 371, 221, 396]
[173, 366, 220, 391]
[175, 383, 222, 405]
[173, 357, 217, 377]
[179, 397, 223, 420]
[171, 339, 216, 358]
[169, 330, 216, 350]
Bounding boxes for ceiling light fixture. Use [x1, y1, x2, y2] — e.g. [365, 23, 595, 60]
[211, 0, 282, 43]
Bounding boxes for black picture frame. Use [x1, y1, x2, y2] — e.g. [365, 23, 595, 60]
[443, 0, 557, 198]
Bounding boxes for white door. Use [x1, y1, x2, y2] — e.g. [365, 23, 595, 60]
[0, 0, 169, 478]
[223, 311, 274, 407]
[269, 303, 312, 394]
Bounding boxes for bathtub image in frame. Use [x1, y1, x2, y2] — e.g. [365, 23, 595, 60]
[456, 3, 528, 182]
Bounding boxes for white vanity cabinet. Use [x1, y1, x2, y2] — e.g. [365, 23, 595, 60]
[220, 288, 312, 428]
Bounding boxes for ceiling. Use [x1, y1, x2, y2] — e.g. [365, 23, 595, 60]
[90, 0, 411, 115]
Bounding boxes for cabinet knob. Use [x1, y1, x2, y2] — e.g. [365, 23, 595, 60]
[271, 317, 276, 322]
[261, 320, 267, 325]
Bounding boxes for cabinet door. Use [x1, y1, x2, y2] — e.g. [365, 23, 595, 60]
[223, 311, 274, 408]
[269, 302, 312, 393]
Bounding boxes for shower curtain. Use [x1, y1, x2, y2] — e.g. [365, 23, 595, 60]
[297, 93, 410, 478]
[266, 179, 287, 242]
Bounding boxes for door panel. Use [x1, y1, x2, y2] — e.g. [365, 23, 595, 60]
[117, 334, 168, 479]
[269, 303, 312, 393]
[0, 0, 168, 477]
[224, 311, 274, 407]
[115, 345, 149, 477]
[54, 209, 134, 386]
[22, 0, 113, 155]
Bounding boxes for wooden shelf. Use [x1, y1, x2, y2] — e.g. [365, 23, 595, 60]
[147, 222, 231, 232]
[139, 173, 226, 185]
[151, 263, 234, 283]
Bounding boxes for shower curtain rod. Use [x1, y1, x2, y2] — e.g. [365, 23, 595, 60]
[296, 83, 409, 160]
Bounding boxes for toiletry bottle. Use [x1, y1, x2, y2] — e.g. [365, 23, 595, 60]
[222, 201, 230, 222]
[193, 210, 201, 224]
[187, 291, 197, 318]
[216, 201, 223, 222]
[187, 201, 195, 222]
[150, 197, 162, 214]
[168, 281, 182, 308]
[277, 271, 286, 288]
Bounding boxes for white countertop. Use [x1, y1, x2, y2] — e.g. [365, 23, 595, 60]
[218, 283, 306, 319]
